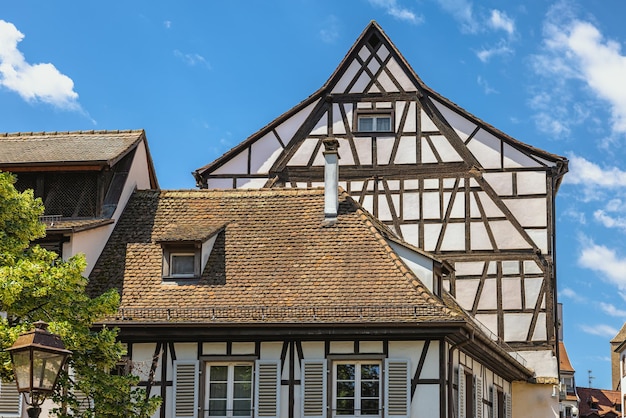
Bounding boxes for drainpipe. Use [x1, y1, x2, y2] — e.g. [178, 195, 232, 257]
[323, 138, 340, 223]
[448, 331, 474, 418]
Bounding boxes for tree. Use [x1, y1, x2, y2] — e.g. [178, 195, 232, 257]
[0, 171, 160, 417]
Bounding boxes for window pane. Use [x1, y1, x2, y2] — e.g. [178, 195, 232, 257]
[234, 382, 252, 398]
[172, 254, 195, 275]
[234, 365, 252, 381]
[359, 117, 374, 131]
[360, 364, 379, 380]
[336, 399, 355, 415]
[376, 117, 391, 131]
[361, 399, 380, 415]
[360, 381, 379, 397]
[337, 382, 355, 398]
[210, 382, 228, 398]
[209, 400, 227, 416]
[233, 400, 252, 416]
[210, 366, 228, 381]
[337, 364, 355, 380]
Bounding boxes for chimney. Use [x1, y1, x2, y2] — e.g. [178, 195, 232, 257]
[323, 137, 339, 222]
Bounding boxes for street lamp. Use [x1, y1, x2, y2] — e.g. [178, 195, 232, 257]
[6, 321, 72, 418]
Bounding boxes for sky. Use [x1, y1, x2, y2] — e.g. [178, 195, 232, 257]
[2, 0, 626, 390]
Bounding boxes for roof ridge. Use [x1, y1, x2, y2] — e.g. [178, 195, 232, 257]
[0, 129, 144, 138]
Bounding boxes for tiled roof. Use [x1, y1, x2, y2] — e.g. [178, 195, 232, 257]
[89, 188, 462, 325]
[0, 130, 144, 166]
[560, 342, 576, 372]
[577, 387, 621, 417]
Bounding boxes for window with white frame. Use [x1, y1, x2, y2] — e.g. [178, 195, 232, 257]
[333, 361, 381, 417]
[170, 253, 196, 277]
[204, 363, 253, 418]
[162, 243, 200, 280]
[357, 115, 392, 133]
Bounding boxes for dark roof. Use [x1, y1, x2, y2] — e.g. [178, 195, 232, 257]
[577, 387, 621, 417]
[89, 188, 459, 324]
[0, 129, 145, 167]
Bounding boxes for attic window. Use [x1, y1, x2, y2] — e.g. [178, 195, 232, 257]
[368, 34, 381, 49]
[357, 114, 392, 132]
[162, 244, 201, 280]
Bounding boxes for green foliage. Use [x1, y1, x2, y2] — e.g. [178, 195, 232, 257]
[0, 172, 160, 417]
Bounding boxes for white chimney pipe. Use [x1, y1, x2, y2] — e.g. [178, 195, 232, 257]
[323, 138, 339, 222]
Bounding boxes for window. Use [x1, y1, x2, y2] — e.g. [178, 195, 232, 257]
[357, 115, 392, 132]
[205, 363, 253, 418]
[333, 361, 381, 417]
[171, 253, 196, 277]
[162, 244, 200, 280]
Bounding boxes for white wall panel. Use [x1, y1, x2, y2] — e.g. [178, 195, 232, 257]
[524, 260, 543, 274]
[367, 58, 381, 75]
[289, 138, 318, 166]
[358, 46, 370, 61]
[301, 342, 325, 358]
[329, 341, 354, 353]
[502, 278, 522, 310]
[337, 139, 355, 165]
[476, 192, 505, 217]
[332, 60, 360, 93]
[477, 279, 497, 310]
[455, 279, 480, 309]
[467, 131, 501, 169]
[310, 112, 328, 136]
[203, 342, 227, 355]
[525, 229, 548, 253]
[503, 199, 547, 227]
[433, 99, 478, 141]
[422, 192, 440, 219]
[503, 314, 532, 341]
[395, 102, 406, 131]
[470, 223, 493, 250]
[399, 223, 419, 244]
[232, 342, 255, 355]
[207, 178, 234, 189]
[502, 261, 519, 275]
[430, 135, 463, 162]
[444, 192, 465, 218]
[491, 221, 529, 249]
[440, 223, 465, 251]
[403, 192, 420, 220]
[423, 224, 442, 251]
[386, 58, 415, 92]
[503, 143, 543, 168]
[483, 172, 513, 196]
[359, 341, 384, 353]
[377, 44, 390, 61]
[455, 262, 485, 276]
[475, 314, 497, 336]
[395, 137, 417, 164]
[421, 139, 438, 163]
[516, 171, 547, 195]
[237, 178, 268, 189]
[332, 104, 346, 135]
[404, 102, 417, 132]
[350, 71, 371, 94]
[174, 343, 198, 361]
[420, 110, 438, 131]
[213, 150, 248, 175]
[377, 137, 395, 165]
[524, 278, 543, 309]
[532, 313, 547, 341]
[354, 137, 373, 165]
[251, 133, 283, 173]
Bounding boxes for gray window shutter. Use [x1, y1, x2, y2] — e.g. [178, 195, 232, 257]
[488, 386, 494, 418]
[504, 393, 512, 418]
[173, 360, 199, 418]
[384, 359, 410, 418]
[0, 380, 22, 417]
[301, 360, 327, 418]
[255, 360, 280, 418]
[457, 365, 465, 418]
[474, 376, 483, 418]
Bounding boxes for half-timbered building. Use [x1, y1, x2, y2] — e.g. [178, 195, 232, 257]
[0, 129, 158, 275]
[89, 179, 532, 418]
[193, 22, 568, 416]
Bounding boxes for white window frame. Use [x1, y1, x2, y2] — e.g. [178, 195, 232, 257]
[332, 360, 382, 418]
[204, 362, 254, 418]
[357, 114, 393, 133]
[170, 252, 196, 278]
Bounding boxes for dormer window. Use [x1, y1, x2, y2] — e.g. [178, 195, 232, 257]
[162, 244, 201, 280]
[170, 253, 196, 277]
[357, 114, 392, 132]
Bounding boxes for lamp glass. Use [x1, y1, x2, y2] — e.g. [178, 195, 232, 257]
[11, 349, 32, 392]
[32, 350, 66, 392]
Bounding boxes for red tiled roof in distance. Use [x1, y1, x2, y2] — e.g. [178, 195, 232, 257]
[560, 342, 575, 372]
[576, 387, 621, 417]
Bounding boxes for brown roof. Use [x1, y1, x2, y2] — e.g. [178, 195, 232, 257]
[577, 387, 621, 417]
[0, 129, 144, 167]
[560, 342, 576, 372]
[89, 188, 461, 325]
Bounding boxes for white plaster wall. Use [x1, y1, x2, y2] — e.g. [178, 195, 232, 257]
[516, 350, 558, 380]
[388, 241, 434, 291]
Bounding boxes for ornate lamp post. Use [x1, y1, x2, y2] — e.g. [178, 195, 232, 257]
[6, 321, 72, 418]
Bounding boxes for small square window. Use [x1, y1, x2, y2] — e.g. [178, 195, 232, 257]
[357, 115, 392, 132]
[171, 253, 195, 277]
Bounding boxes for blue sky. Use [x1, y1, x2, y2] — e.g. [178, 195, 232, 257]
[2, 0, 626, 390]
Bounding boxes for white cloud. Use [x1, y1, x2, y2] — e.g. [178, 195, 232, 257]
[564, 154, 626, 190]
[489, 10, 515, 36]
[476, 76, 497, 94]
[368, 0, 424, 25]
[578, 236, 626, 298]
[580, 323, 619, 337]
[164, 20, 172, 29]
[599, 302, 626, 318]
[594, 210, 626, 232]
[0, 20, 80, 110]
[319, 15, 340, 43]
[174, 50, 211, 69]
[434, 0, 477, 33]
[476, 43, 513, 62]
[560, 287, 585, 303]
[531, 2, 626, 139]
